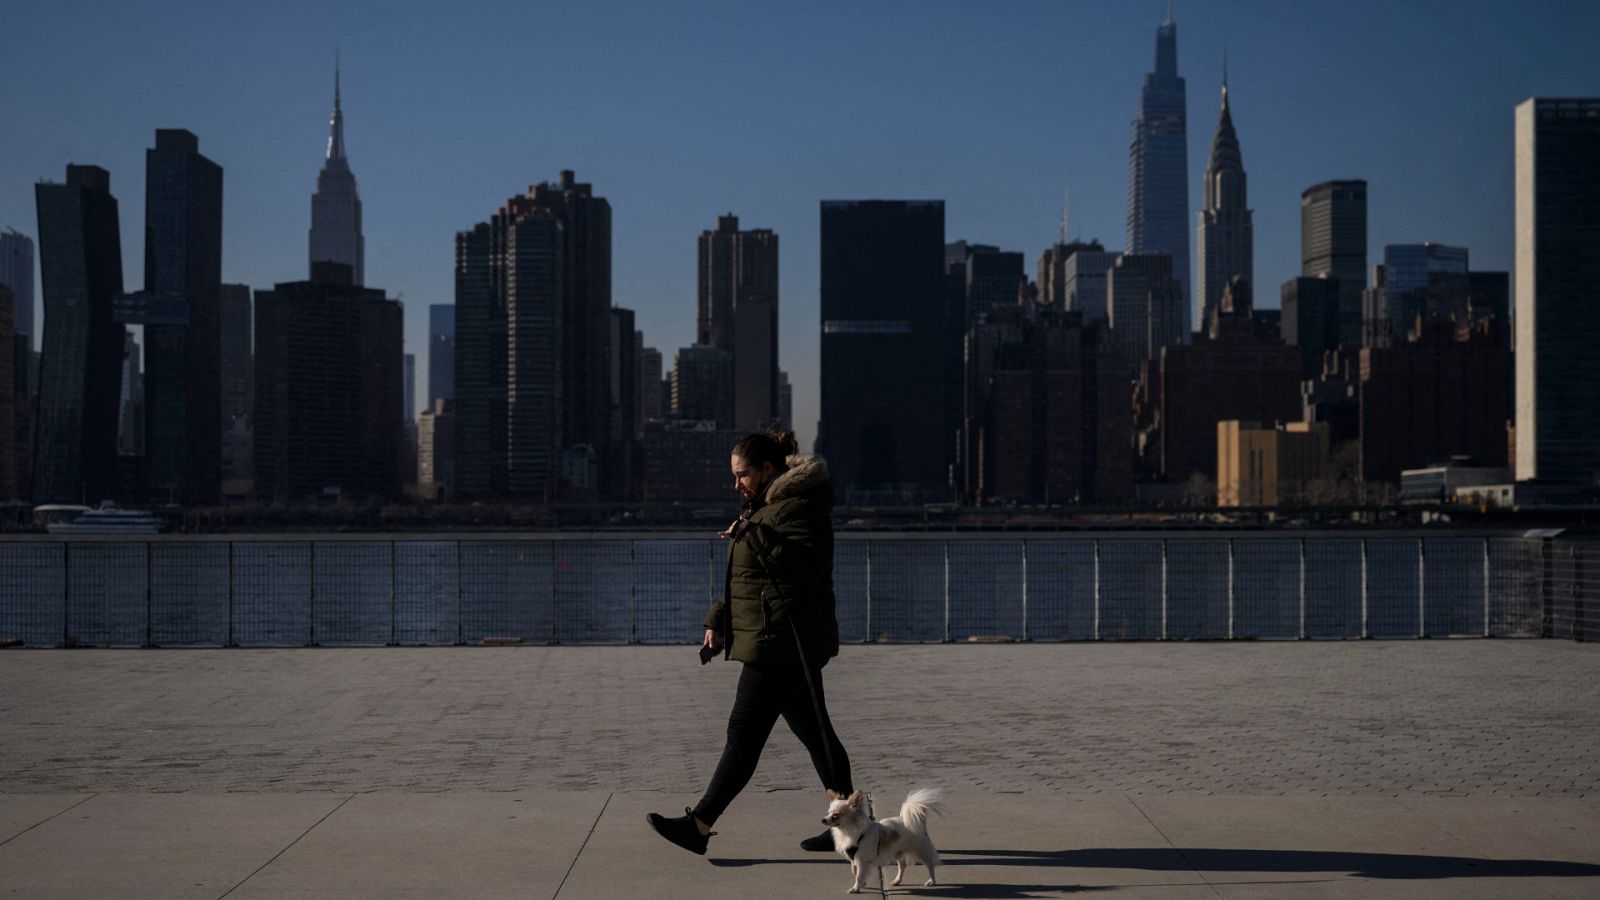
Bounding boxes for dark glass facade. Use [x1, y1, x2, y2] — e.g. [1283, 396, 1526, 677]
[1126, 16, 1191, 334]
[33, 165, 125, 505]
[1281, 276, 1342, 378]
[427, 303, 454, 407]
[452, 221, 506, 499]
[1382, 243, 1468, 339]
[505, 211, 561, 499]
[139, 130, 223, 505]
[818, 200, 948, 504]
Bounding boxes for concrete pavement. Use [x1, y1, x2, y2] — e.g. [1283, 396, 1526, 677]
[4, 642, 1600, 897]
[3, 791, 1599, 898]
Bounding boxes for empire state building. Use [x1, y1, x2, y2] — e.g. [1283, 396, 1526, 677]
[309, 62, 364, 284]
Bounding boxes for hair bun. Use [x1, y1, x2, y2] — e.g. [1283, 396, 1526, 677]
[769, 430, 798, 457]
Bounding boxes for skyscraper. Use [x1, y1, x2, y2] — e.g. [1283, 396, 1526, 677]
[219, 283, 252, 485]
[404, 353, 416, 423]
[698, 215, 779, 430]
[1280, 276, 1342, 378]
[818, 200, 948, 503]
[0, 284, 13, 500]
[33, 165, 125, 505]
[525, 171, 613, 495]
[418, 398, 455, 500]
[428, 303, 454, 407]
[777, 370, 793, 431]
[125, 129, 223, 505]
[502, 204, 562, 500]
[961, 244, 1025, 321]
[1381, 243, 1468, 339]
[0, 229, 33, 344]
[672, 344, 734, 427]
[637, 344, 662, 425]
[1126, 9, 1190, 335]
[1038, 239, 1107, 310]
[1301, 180, 1367, 347]
[1196, 60, 1253, 334]
[254, 263, 402, 502]
[1106, 253, 1184, 378]
[309, 60, 364, 285]
[608, 307, 640, 500]
[452, 221, 505, 499]
[1061, 243, 1122, 324]
[1515, 98, 1600, 485]
[117, 333, 143, 456]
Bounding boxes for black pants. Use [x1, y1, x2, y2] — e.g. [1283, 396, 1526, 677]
[692, 660, 853, 826]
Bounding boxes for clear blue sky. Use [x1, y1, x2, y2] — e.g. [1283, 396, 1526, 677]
[4, 0, 1596, 453]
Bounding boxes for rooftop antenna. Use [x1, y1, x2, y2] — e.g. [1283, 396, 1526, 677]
[1166, 0, 1174, 25]
[1059, 185, 1070, 245]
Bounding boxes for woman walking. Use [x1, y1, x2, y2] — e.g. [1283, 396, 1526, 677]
[647, 430, 854, 855]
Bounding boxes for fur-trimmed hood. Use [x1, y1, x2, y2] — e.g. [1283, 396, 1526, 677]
[764, 454, 831, 504]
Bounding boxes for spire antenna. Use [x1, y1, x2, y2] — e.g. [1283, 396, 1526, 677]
[326, 50, 346, 162]
[1221, 46, 1229, 107]
[1060, 185, 1070, 245]
[1166, 0, 1174, 25]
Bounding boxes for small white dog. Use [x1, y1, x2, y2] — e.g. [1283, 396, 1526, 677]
[822, 788, 946, 893]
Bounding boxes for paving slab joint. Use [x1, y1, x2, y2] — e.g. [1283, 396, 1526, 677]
[0, 793, 98, 850]
[550, 791, 612, 900]
[215, 792, 356, 900]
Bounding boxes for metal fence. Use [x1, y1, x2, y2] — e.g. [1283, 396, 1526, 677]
[0, 532, 1592, 647]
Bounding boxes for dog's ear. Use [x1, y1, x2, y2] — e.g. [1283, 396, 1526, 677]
[826, 789, 842, 801]
[847, 789, 864, 808]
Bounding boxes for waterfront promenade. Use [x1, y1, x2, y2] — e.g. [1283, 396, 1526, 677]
[2, 642, 1598, 897]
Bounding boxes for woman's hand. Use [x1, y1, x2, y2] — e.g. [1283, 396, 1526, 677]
[703, 628, 721, 651]
[719, 513, 751, 541]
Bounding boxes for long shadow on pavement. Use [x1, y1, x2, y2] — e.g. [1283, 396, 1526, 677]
[944, 847, 1600, 880]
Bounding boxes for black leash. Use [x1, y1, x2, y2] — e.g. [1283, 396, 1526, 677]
[744, 532, 841, 791]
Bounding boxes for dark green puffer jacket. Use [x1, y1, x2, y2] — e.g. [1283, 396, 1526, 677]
[703, 454, 839, 667]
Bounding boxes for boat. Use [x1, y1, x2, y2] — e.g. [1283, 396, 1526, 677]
[45, 504, 169, 534]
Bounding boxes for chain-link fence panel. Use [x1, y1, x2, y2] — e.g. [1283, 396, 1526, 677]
[1571, 541, 1599, 642]
[1022, 539, 1096, 641]
[310, 541, 393, 645]
[1305, 538, 1362, 638]
[232, 542, 311, 646]
[551, 541, 632, 644]
[460, 541, 553, 644]
[1364, 538, 1422, 638]
[833, 538, 870, 643]
[863, 540, 955, 642]
[1097, 539, 1162, 640]
[1487, 537, 1541, 638]
[66, 543, 148, 647]
[395, 541, 460, 645]
[947, 540, 1024, 641]
[1165, 539, 1229, 639]
[0, 543, 65, 647]
[150, 543, 230, 646]
[633, 539, 717, 644]
[1233, 539, 1302, 639]
[1422, 538, 1486, 638]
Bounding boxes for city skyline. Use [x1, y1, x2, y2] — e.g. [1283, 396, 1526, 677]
[3, 1, 1598, 452]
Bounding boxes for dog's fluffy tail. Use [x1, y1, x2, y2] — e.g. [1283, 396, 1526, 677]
[899, 787, 947, 835]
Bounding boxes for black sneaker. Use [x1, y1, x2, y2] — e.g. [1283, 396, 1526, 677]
[646, 807, 714, 856]
[800, 828, 835, 852]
